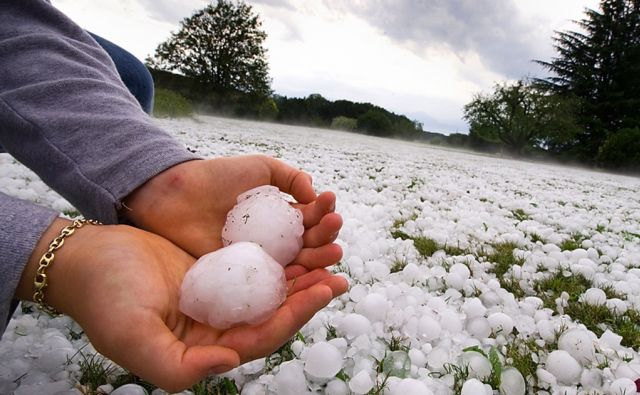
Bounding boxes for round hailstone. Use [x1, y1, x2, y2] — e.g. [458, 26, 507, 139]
[336, 313, 372, 339]
[349, 370, 374, 394]
[466, 316, 492, 340]
[487, 312, 514, 335]
[179, 242, 286, 329]
[499, 367, 525, 395]
[222, 185, 303, 266]
[545, 350, 582, 385]
[609, 378, 637, 395]
[325, 379, 349, 395]
[460, 351, 492, 380]
[391, 378, 433, 395]
[418, 315, 442, 342]
[461, 378, 490, 395]
[557, 328, 596, 365]
[304, 342, 344, 378]
[581, 288, 607, 306]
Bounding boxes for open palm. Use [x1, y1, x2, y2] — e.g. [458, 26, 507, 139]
[61, 224, 346, 392]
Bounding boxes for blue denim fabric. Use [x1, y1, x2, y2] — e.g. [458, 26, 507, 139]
[89, 33, 154, 114]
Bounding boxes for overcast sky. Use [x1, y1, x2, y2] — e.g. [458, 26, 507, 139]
[54, 0, 600, 134]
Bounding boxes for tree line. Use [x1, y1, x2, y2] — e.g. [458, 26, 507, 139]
[148, 0, 639, 172]
[464, 0, 639, 172]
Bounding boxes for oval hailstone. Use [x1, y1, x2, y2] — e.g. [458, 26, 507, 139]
[222, 185, 304, 266]
[304, 342, 344, 378]
[499, 367, 525, 395]
[545, 350, 582, 385]
[179, 242, 286, 329]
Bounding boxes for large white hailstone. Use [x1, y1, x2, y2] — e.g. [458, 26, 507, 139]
[418, 315, 442, 342]
[274, 360, 308, 395]
[580, 287, 607, 306]
[179, 242, 286, 329]
[461, 378, 491, 395]
[609, 378, 637, 395]
[325, 379, 349, 395]
[466, 316, 492, 340]
[460, 351, 492, 380]
[349, 370, 374, 394]
[558, 328, 596, 365]
[545, 350, 582, 385]
[336, 313, 372, 339]
[222, 185, 303, 266]
[499, 367, 525, 395]
[390, 378, 433, 395]
[487, 312, 514, 335]
[303, 342, 344, 378]
[354, 293, 388, 322]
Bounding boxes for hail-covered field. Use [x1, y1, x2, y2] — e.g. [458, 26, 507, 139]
[1, 116, 640, 395]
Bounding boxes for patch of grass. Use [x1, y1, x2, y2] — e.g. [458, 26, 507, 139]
[529, 233, 545, 244]
[153, 88, 193, 118]
[326, 324, 338, 340]
[390, 256, 408, 273]
[435, 363, 469, 394]
[76, 352, 119, 393]
[265, 332, 304, 371]
[385, 334, 410, 352]
[511, 208, 530, 221]
[191, 377, 239, 395]
[111, 373, 156, 393]
[413, 236, 440, 258]
[485, 242, 522, 279]
[534, 271, 591, 309]
[443, 244, 468, 257]
[564, 303, 640, 348]
[390, 229, 412, 241]
[559, 233, 586, 251]
[62, 209, 81, 218]
[505, 338, 539, 389]
[501, 276, 526, 299]
[596, 224, 607, 233]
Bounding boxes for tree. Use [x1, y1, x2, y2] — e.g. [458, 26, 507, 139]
[148, 0, 271, 97]
[536, 0, 640, 161]
[357, 109, 393, 137]
[463, 81, 579, 155]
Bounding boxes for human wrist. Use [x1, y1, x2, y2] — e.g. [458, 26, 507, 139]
[121, 160, 198, 227]
[15, 217, 100, 315]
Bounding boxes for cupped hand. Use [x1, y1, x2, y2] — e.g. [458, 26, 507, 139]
[122, 155, 343, 270]
[16, 219, 347, 392]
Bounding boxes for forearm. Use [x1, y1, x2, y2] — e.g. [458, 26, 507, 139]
[0, 192, 58, 332]
[0, 1, 198, 224]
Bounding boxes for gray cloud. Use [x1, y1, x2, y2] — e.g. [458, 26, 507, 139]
[332, 0, 550, 79]
[250, 0, 552, 79]
[137, 0, 208, 25]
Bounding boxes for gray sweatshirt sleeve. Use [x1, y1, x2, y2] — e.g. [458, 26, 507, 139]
[0, 1, 199, 330]
[0, 193, 58, 333]
[0, 0, 198, 223]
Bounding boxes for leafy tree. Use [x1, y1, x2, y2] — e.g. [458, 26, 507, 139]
[596, 127, 640, 171]
[357, 109, 393, 136]
[148, 0, 271, 97]
[463, 81, 580, 155]
[536, 0, 640, 161]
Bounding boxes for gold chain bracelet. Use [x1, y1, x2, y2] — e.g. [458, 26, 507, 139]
[33, 218, 101, 315]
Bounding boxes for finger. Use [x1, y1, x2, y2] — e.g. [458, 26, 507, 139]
[285, 264, 310, 279]
[264, 157, 316, 204]
[91, 315, 240, 393]
[219, 277, 347, 362]
[302, 212, 342, 248]
[294, 191, 337, 228]
[286, 268, 333, 294]
[291, 243, 343, 270]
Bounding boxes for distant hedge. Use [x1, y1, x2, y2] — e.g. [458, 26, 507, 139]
[596, 128, 640, 172]
[153, 88, 193, 118]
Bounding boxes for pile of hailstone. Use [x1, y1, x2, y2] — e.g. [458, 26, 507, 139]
[180, 186, 304, 329]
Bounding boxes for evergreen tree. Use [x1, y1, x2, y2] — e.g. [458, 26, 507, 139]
[148, 0, 271, 97]
[536, 0, 640, 161]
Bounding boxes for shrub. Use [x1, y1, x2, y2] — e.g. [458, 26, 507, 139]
[153, 88, 193, 118]
[596, 128, 640, 171]
[330, 116, 357, 131]
[357, 110, 392, 136]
